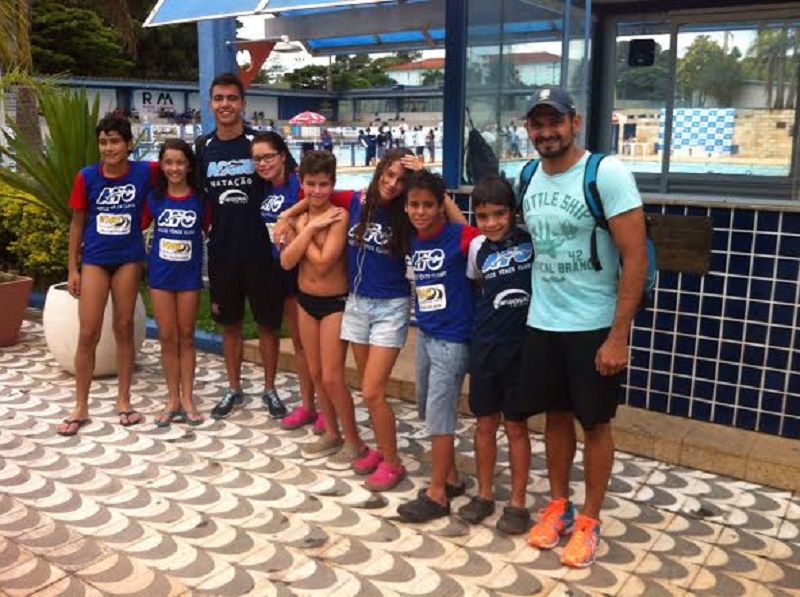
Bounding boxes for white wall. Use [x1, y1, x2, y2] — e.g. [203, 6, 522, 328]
[244, 96, 279, 120]
[87, 88, 117, 116]
[132, 88, 186, 118]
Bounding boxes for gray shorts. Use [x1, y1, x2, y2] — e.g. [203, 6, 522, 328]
[415, 331, 469, 435]
[340, 294, 411, 348]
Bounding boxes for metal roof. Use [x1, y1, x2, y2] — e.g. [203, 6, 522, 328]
[146, 0, 573, 56]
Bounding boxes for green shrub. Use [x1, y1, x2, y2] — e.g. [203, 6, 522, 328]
[0, 192, 68, 289]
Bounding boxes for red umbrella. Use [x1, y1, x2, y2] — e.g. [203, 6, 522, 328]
[289, 111, 326, 125]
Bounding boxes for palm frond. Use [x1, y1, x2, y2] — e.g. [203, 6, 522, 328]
[0, 86, 101, 224]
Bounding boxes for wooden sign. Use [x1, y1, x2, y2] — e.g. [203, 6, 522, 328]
[647, 214, 714, 275]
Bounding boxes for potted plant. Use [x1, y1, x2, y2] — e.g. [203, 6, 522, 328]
[0, 85, 146, 376]
[0, 270, 33, 347]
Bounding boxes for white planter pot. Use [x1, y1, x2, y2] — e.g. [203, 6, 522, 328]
[43, 283, 147, 377]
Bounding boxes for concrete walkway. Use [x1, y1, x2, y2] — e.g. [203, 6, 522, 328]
[0, 319, 798, 596]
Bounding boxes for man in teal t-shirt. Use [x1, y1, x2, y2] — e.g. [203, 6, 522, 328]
[517, 86, 648, 568]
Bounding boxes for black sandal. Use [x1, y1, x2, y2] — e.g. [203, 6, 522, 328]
[446, 479, 467, 499]
[496, 505, 532, 535]
[397, 492, 450, 523]
[457, 496, 495, 524]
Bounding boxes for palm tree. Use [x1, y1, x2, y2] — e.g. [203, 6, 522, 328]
[748, 24, 799, 109]
[0, 1, 39, 151]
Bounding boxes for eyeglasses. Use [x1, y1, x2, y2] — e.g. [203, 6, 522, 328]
[212, 94, 241, 102]
[253, 152, 281, 164]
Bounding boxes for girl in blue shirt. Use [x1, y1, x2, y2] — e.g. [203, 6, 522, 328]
[143, 139, 209, 427]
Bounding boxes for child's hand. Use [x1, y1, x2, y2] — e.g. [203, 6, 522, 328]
[273, 218, 294, 248]
[67, 269, 81, 298]
[400, 154, 424, 171]
[307, 207, 344, 231]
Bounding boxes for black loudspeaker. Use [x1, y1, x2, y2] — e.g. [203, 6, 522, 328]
[628, 39, 656, 67]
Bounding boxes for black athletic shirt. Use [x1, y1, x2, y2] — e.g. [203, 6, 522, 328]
[198, 127, 272, 261]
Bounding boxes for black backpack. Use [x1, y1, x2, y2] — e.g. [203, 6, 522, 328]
[463, 108, 499, 185]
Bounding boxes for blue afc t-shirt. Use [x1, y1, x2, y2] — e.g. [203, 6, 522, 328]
[410, 222, 480, 343]
[72, 161, 153, 266]
[146, 192, 205, 291]
[347, 191, 411, 299]
[467, 228, 533, 345]
[259, 171, 301, 259]
[199, 128, 272, 262]
[517, 152, 642, 331]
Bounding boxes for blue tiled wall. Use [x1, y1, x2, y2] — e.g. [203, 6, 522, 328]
[628, 204, 800, 439]
[454, 190, 799, 439]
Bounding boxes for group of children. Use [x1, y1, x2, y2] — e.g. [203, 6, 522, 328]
[61, 115, 538, 540]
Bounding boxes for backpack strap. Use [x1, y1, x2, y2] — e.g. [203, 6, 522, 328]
[582, 152, 607, 272]
[516, 158, 540, 209]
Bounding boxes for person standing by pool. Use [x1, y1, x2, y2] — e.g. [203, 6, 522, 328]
[59, 114, 158, 436]
[251, 131, 323, 433]
[143, 139, 208, 428]
[518, 86, 647, 567]
[195, 72, 287, 421]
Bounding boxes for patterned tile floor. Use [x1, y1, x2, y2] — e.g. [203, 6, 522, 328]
[0, 320, 798, 597]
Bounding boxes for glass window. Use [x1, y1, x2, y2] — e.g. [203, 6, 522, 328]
[465, 0, 579, 182]
[670, 21, 798, 177]
[612, 21, 672, 173]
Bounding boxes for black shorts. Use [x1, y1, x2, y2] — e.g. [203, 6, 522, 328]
[296, 291, 347, 321]
[208, 255, 282, 329]
[469, 341, 529, 422]
[415, 146, 425, 157]
[275, 261, 299, 299]
[517, 327, 620, 430]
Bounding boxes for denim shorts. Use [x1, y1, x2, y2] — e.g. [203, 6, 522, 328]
[340, 294, 411, 348]
[415, 331, 469, 435]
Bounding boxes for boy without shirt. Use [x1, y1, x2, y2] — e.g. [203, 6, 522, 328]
[280, 151, 368, 469]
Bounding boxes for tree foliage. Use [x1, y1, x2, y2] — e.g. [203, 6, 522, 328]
[421, 69, 444, 86]
[282, 54, 395, 90]
[745, 25, 799, 109]
[615, 40, 670, 102]
[32, 2, 133, 76]
[677, 35, 742, 107]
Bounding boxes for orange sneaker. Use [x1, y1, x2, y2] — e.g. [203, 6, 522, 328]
[560, 514, 600, 568]
[527, 497, 575, 549]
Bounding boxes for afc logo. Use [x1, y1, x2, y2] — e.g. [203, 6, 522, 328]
[97, 184, 136, 206]
[349, 223, 391, 246]
[157, 209, 197, 229]
[482, 242, 533, 273]
[411, 248, 445, 272]
[261, 194, 285, 214]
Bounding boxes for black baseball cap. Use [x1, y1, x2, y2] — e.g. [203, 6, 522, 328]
[526, 85, 577, 117]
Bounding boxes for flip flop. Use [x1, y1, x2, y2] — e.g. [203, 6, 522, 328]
[182, 409, 204, 427]
[57, 418, 91, 437]
[154, 410, 184, 428]
[118, 410, 143, 427]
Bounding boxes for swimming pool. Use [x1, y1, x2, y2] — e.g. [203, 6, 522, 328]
[334, 158, 790, 190]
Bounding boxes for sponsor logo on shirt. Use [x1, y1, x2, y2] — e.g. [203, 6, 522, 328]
[206, 160, 254, 178]
[97, 213, 132, 235]
[219, 189, 249, 205]
[261, 194, 285, 215]
[492, 288, 530, 310]
[416, 284, 447, 312]
[411, 248, 445, 272]
[482, 243, 533, 273]
[97, 184, 137, 206]
[159, 238, 192, 261]
[348, 223, 391, 246]
[157, 209, 197, 229]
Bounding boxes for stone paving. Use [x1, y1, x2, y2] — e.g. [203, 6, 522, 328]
[0, 320, 799, 596]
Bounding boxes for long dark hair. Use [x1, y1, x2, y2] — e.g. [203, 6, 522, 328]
[251, 131, 298, 183]
[155, 138, 196, 199]
[353, 148, 414, 257]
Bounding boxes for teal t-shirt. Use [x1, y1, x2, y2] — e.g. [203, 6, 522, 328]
[518, 152, 642, 332]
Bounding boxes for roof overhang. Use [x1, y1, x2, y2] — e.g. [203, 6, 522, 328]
[144, 0, 393, 27]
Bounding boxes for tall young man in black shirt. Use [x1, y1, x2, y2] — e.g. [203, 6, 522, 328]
[196, 72, 287, 420]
